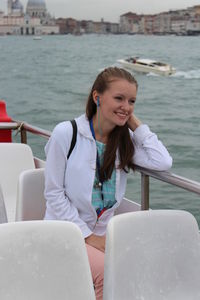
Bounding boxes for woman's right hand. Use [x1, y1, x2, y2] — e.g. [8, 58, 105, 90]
[85, 234, 106, 252]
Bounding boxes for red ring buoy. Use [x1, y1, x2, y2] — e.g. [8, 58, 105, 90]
[0, 100, 12, 142]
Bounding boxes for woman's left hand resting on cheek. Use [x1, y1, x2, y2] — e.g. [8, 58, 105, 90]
[127, 114, 142, 132]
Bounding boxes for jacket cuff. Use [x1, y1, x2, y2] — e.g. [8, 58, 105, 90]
[81, 224, 93, 239]
[132, 124, 153, 145]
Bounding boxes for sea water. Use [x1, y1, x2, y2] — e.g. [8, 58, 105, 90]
[0, 34, 200, 223]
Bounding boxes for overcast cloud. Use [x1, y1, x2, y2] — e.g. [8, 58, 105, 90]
[1, 0, 200, 22]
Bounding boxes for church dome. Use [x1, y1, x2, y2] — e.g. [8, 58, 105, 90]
[26, 0, 46, 9]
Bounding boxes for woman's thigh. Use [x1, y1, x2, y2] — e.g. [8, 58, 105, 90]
[86, 244, 105, 281]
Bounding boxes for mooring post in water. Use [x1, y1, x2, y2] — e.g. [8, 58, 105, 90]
[141, 174, 149, 210]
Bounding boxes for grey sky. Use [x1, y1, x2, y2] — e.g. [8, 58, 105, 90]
[1, 0, 200, 22]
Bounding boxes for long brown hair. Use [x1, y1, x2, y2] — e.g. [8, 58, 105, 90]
[86, 67, 138, 182]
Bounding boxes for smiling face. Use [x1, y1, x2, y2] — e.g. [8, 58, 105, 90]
[93, 78, 137, 131]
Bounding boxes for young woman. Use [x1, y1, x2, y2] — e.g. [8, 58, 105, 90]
[44, 67, 172, 300]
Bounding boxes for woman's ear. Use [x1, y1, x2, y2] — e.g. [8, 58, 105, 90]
[92, 90, 100, 106]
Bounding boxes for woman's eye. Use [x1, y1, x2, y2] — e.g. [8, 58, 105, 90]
[115, 96, 122, 100]
[129, 99, 136, 105]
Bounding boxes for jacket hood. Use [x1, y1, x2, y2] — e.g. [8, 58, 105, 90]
[75, 114, 94, 141]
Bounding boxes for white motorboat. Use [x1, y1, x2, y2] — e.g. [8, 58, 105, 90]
[33, 36, 42, 40]
[117, 57, 176, 76]
[0, 100, 200, 299]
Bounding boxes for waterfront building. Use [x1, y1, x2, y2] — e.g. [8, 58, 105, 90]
[0, 0, 59, 35]
[119, 12, 141, 34]
[184, 5, 200, 18]
[120, 7, 200, 36]
[185, 5, 200, 35]
[153, 13, 171, 35]
[56, 18, 68, 34]
[171, 16, 188, 35]
[0, 14, 42, 35]
[56, 17, 119, 35]
[56, 18, 79, 34]
[80, 19, 119, 34]
[107, 22, 119, 34]
[80, 20, 94, 34]
[92, 20, 107, 34]
[142, 15, 156, 34]
[186, 14, 200, 35]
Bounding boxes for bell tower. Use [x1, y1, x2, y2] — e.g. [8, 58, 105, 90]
[7, 0, 12, 15]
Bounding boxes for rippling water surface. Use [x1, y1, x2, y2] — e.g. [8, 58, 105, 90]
[0, 34, 200, 223]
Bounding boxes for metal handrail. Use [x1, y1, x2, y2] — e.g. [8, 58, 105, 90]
[0, 122, 19, 129]
[0, 121, 51, 143]
[136, 166, 200, 195]
[21, 122, 51, 139]
[1, 121, 200, 210]
[135, 166, 200, 210]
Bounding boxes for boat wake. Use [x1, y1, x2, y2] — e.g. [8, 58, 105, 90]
[172, 69, 200, 79]
[146, 69, 200, 79]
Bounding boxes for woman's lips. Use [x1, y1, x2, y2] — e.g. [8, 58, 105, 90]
[115, 111, 129, 118]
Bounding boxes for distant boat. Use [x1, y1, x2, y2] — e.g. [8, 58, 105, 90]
[33, 36, 42, 40]
[117, 57, 176, 76]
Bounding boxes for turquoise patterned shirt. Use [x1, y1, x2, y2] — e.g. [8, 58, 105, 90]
[92, 141, 116, 216]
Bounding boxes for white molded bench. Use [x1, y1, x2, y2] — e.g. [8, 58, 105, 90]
[16, 168, 45, 221]
[0, 183, 7, 223]
[0, 143, 35, 221]
[104, 210, 200, 300]
[0, 220, 95, 300]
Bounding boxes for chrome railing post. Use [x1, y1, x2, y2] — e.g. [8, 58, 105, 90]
[20, 127, 27, 144]
[141, 174, 149, 210]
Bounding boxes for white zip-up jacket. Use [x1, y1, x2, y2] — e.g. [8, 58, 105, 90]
[44, 114, 172, 238]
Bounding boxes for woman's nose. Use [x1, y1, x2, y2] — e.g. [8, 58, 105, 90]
[121, 100, 130, 111]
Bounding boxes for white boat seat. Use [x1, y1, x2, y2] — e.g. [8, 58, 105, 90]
[0, 143, 35, 222]
[114, 197, 141, 215]
[0, 183, 7, 223]
[15, 168, 141, 222]
[0, 220, 95, 300]
[16, 168, 46, 221]
[104, 210, 200, 300]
